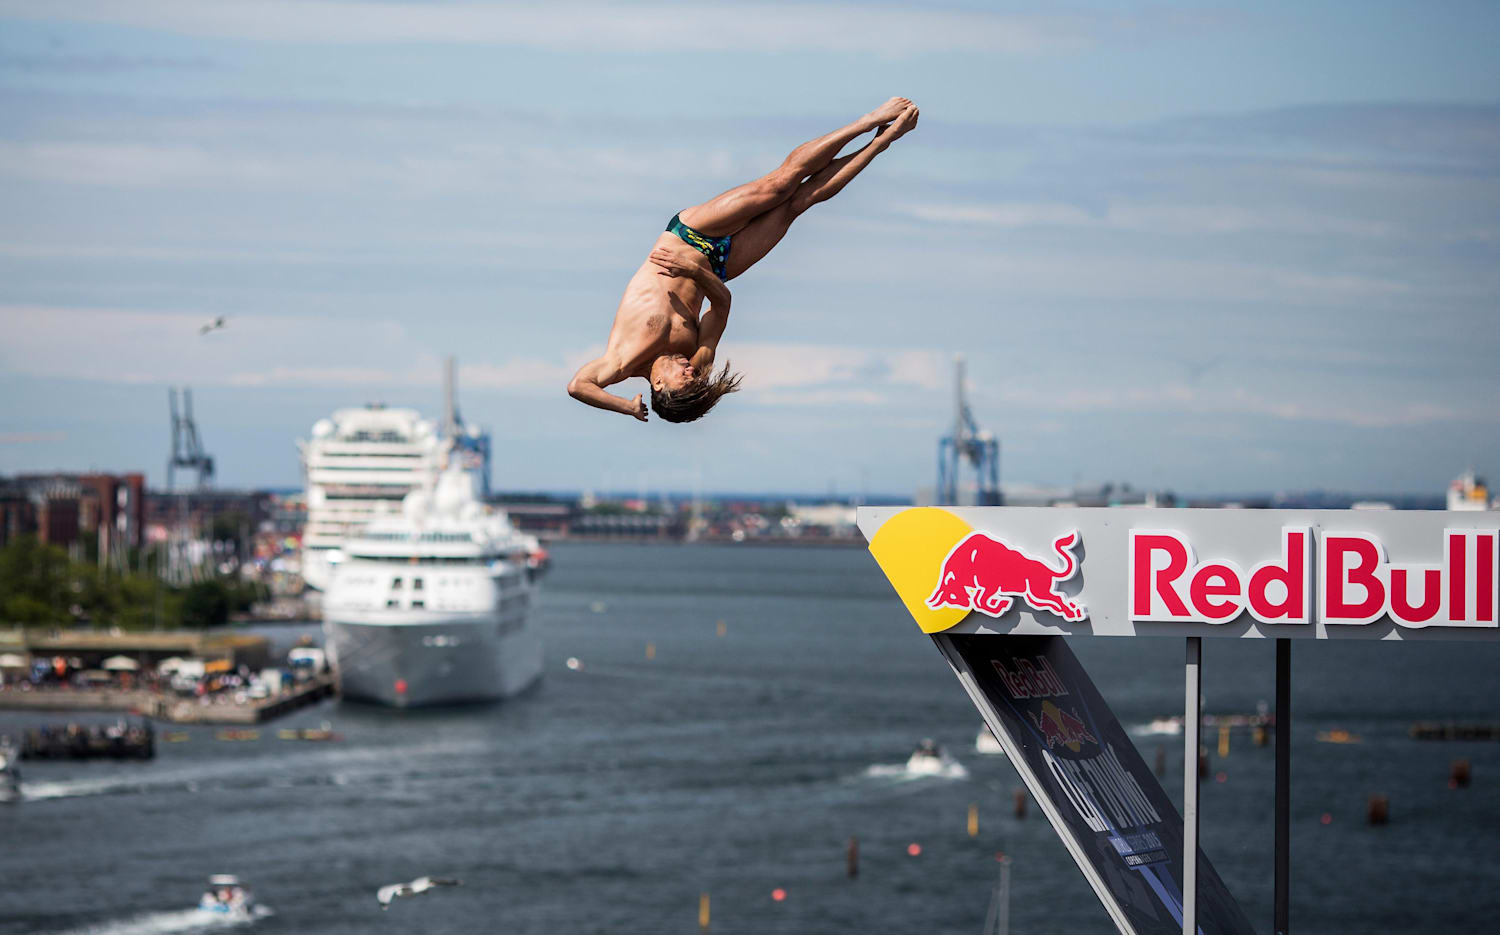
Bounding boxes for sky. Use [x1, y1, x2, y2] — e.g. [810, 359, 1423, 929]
[0, 0, 1496, 498]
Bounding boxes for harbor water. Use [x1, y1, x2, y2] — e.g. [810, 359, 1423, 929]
[2, 541, 1498, 934]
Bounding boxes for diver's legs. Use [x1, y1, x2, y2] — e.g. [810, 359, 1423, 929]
[722, 104, 918, 281]
[677, 98, 911, 237]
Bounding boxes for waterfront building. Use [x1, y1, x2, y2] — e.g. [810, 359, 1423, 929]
[0, 472, 146, 557]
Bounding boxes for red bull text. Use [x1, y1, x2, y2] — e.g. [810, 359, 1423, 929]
[991, 656, 1069, 699]
[1131, 528, 1498, 628]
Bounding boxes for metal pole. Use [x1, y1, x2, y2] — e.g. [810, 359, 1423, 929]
[983, 854, 1012, 935]
[1274, 638, 1291, 935]
[997, 855, 1011, 935]
[1183, 636, 1201, 935]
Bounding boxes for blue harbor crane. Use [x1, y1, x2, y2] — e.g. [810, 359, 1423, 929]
[937, 356, 1001, 506]
[167, 387, 214, 491]
[443, 356, 491, 498]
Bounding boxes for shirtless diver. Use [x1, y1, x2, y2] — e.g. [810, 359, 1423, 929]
[567, 98, 919, 423]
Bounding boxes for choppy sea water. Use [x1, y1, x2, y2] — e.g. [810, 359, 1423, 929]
[2, 540, 1498, 934]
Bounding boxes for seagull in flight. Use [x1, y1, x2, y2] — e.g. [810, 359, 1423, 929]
[376, 876, 462, 910]
[199, 316, 227, 336]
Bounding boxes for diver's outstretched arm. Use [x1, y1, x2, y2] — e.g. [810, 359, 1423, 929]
[568, 358, 648, 422]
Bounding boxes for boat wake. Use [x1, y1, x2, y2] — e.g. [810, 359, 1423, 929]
[55, 906, 272, 935]
[18, 776, 148, 802]
[16, 735, 489, 803]
[1129, 717, 1183, 737]
[863, 760, 969, 781]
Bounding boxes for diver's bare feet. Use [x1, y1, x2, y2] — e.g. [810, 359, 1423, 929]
[873, 105, 919, 149]
[864, 97, 911, 129]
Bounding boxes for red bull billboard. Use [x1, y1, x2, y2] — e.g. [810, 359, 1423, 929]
[861, 506, 1500, 641]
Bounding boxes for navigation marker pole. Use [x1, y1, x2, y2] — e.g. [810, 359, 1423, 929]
[1274, 638, 1291, 935]
[1183, 637, 1202, 935]
[983, 853, 1012, 935]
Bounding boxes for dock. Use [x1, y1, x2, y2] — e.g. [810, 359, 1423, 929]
[0, 674, 337, 725]
[1409, 721, 1500, 741]
[19, 721, 154, 760]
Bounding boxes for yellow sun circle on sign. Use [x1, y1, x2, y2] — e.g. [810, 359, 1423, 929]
[868, 507, 974, 633]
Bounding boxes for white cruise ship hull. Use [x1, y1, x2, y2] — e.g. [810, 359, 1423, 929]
[323, 610, 541, 707]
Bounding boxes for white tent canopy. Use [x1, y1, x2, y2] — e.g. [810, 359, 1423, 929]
[0, 653, 27, 668]
[101, 655, 140, 672]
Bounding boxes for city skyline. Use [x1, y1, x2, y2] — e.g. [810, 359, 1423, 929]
[2, 1, 1497, 496]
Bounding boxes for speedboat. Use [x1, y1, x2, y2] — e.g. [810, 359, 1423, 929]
[198, 875, 256, 918]
[0, 740, 20, 803]
[975, 724, 1006, 755]
[906, 738, 966, 777]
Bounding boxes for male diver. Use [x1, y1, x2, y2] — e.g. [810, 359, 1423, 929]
[567, 98, 919, 423]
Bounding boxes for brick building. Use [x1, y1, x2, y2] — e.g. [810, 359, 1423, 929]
[0, 473, 147, 555]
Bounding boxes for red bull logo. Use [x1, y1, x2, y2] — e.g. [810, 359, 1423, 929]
[1030, 699, 1098, 753]
[927, 530, 1087, 622]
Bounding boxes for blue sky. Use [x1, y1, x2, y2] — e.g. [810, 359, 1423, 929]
[0, 1, 1496, 497]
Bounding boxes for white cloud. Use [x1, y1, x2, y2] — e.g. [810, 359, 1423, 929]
[0, 306, 955, 409]
[0, 140, 470, 192]
[985, 380, 1483, 429]
[0, 1, 1092, 55]
[0, 303, 604, 397]
[0, 431, 66, 443]
[899, 200, 1393, 238]
[903, 202, 1098, 228]
[755, 388, 889, 408]
[727, 343, 948, 393]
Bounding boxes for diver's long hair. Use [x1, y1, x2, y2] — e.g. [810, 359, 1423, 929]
[650, 361, 743, 424]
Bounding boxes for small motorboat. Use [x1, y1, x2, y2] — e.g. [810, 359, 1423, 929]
[906, 738, 967, 778]
[276, 724, 341, 742]
[974, 725, 1006, 756]
[0, 740, 21, 803]
[198, 875, 257, 918]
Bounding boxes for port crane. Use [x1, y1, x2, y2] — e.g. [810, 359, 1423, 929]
[167, 387, 215, 491]
[936, 356, 1001, 506]
[442, 356, 491, 497]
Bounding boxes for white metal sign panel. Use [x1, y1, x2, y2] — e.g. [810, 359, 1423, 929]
[859, 506, 1500, 641]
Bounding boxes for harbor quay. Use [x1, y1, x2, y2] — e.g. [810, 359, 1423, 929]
[0, 628, 336, 724]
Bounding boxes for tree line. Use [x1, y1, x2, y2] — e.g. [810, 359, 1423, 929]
[0, 536, 267, 630]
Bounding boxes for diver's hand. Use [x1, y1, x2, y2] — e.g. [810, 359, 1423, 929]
[649, 246, 705, 279]
[630, 394, 648, 422]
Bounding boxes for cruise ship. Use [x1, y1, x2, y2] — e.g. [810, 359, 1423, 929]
[321, 463, 543, 707]
[298, 359, 491, 591]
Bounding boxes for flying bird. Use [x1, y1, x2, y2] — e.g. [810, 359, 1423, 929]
[376, 876, 462, 910]
[199, 316, 227, 336]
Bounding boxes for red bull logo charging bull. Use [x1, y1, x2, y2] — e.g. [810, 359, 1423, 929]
[927, 530, 1088, 622]
[1030, 699, 1099, 753]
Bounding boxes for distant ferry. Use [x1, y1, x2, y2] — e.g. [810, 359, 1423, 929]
[1448, 469, 1494, 511]
[321, 464, 542, 707]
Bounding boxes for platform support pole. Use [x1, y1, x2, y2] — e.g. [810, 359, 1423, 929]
[1274, 638, 1291, 934]
[1183, 637, 1201, 935]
